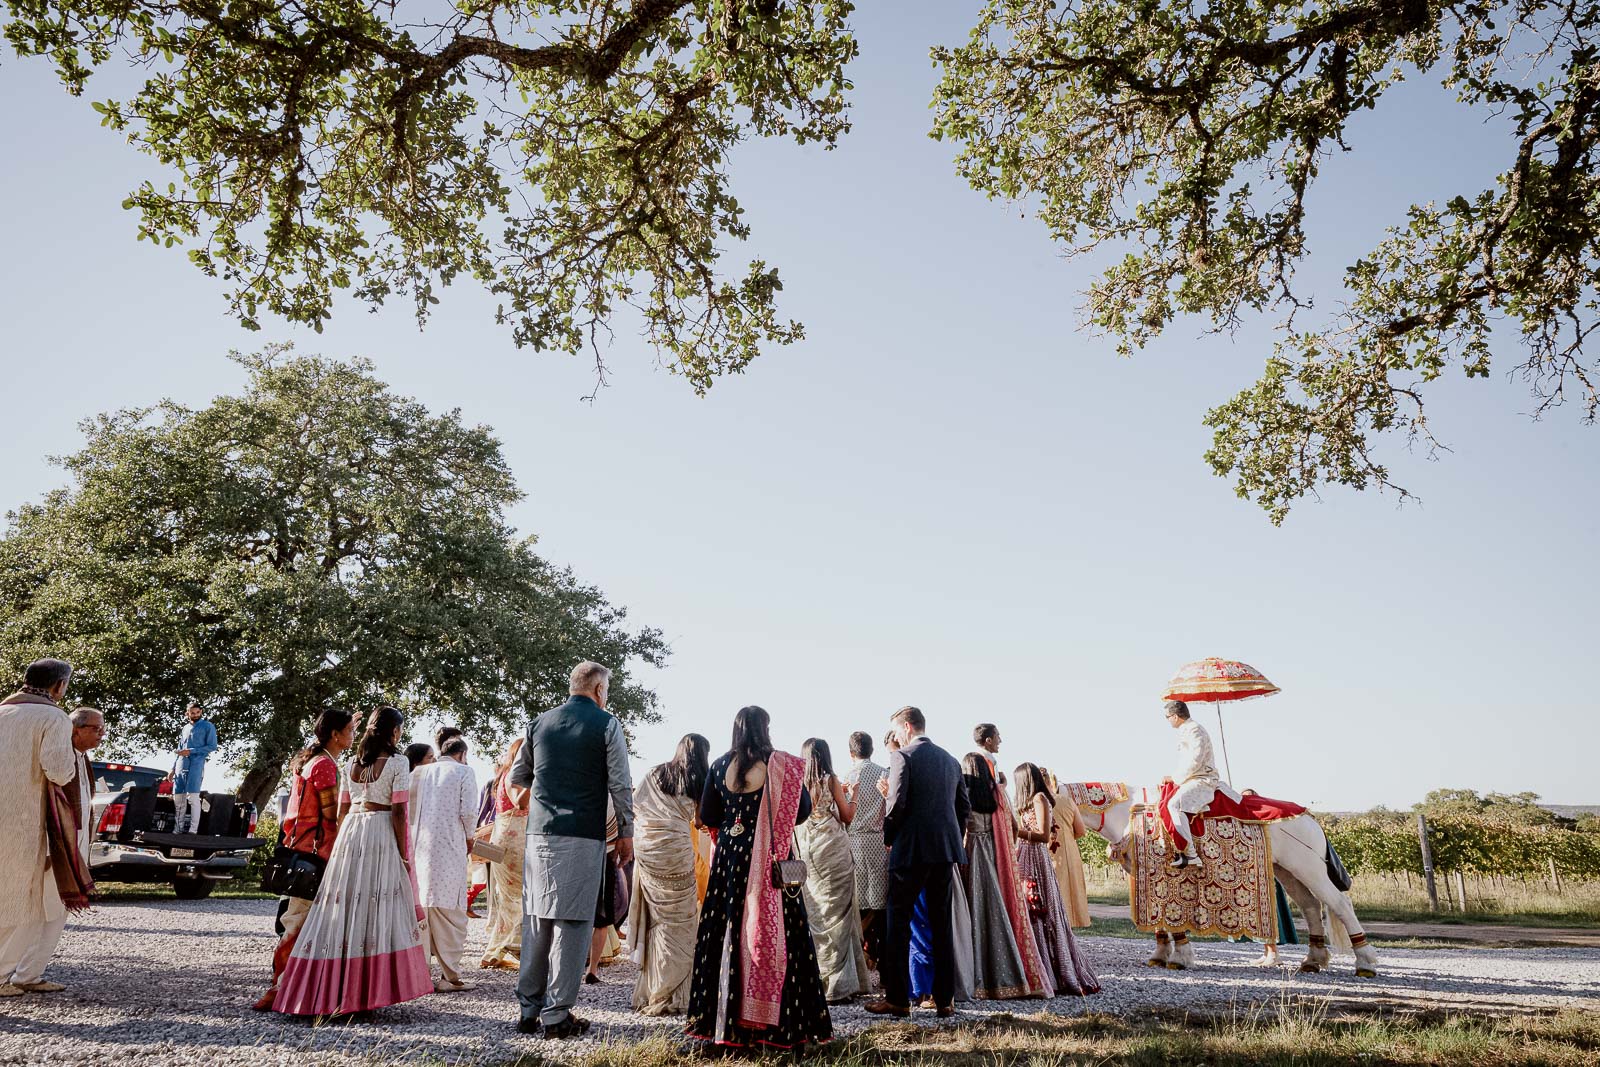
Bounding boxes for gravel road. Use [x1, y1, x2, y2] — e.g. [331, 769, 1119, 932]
[0, 900, 1595, 1066]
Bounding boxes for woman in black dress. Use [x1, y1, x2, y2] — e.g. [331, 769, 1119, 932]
[684, 706, 832, 1050]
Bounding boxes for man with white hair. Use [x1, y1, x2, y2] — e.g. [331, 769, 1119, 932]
[0, 660, 81, 996]
[1162, 700, 1241, 869]
[508, 661, 634, 1039]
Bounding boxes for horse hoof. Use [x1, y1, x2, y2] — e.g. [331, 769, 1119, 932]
[1145, 958, 1165, 968]
[1355, 968, 1377, 979]
[1298, 962, 1321, 973]
[1165, 962, 1187, 971]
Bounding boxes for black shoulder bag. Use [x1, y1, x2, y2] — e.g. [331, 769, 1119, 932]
[261, 762, 330, 900]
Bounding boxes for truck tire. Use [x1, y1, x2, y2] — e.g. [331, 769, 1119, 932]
[172, 875, 216, 900]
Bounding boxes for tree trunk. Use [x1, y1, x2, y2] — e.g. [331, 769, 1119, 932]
[235, 697, 315, 810]
[238, 757, 290, 811]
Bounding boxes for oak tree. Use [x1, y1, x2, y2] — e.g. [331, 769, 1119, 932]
[0, 348, 667, 806]
[3, 0, 857, 390]
[934, 0, 1600, 520]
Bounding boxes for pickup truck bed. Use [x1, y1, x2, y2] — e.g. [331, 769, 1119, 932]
[92, 763, 264, 899]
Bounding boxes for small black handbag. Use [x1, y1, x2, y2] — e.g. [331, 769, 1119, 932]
[767, 773, 808, 891]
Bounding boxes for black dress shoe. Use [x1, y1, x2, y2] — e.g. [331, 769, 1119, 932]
[935, 1004, 957, 1018]
[515, 1018, 542, 1036]
[543, 1015, 593, 1039]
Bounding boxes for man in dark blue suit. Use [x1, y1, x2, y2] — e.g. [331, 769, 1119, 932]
[867, 705, 970, 1017]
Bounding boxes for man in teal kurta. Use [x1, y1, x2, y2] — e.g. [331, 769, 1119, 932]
[509, 661, 633, 1038]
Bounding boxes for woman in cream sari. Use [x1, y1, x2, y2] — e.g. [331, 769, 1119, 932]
[627, 733, 710, 1015]
[479, 738, 526, 970]
[794, 737, 870, 1003]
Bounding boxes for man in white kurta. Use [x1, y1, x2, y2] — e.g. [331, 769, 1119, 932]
[0, 661, 79, 997]
[1162, 700, 1241, 869]
[408, 736, 478, 991]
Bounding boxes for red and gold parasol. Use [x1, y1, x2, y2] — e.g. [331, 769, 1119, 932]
[1161, 658, 1281, 780]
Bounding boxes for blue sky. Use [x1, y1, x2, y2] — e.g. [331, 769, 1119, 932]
[1, 4, 1591, 809]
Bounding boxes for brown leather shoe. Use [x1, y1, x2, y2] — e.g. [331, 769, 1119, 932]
[935, 1004, 957, 1018]
[864, 999, 911, 1018]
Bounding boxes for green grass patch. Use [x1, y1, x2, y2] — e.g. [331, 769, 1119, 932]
[94, 880, 273, 901]
[490, 1005, 1600, 1066]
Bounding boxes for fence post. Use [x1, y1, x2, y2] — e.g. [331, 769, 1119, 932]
[1548, 856, 1563, 896]
[1453, 869, 1468, 913]
[1417, 813, 1439, 912]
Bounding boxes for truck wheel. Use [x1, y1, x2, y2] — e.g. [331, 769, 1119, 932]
[172, 875, 215, 900]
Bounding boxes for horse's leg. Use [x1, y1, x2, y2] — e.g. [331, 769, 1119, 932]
[1275, 868, 1329, 972]
[1165, 930, 1194, 970]
[1147, 929, 1171, 968]
[1271, 817, 1379, 978]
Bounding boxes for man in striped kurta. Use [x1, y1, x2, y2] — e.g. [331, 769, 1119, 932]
[844, 731, 888, 971]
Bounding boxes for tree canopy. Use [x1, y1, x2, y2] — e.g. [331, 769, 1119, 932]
[0, 348, 667, 805]
[932, 0, 1600, 521]
[6, 1, 1595, 520]
[2, 0, 856, 391]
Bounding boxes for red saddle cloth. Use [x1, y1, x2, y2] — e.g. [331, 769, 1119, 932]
[1157, 781, 1306, 847]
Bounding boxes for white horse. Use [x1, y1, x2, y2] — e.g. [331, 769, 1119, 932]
[1073, 784, 1380, 977]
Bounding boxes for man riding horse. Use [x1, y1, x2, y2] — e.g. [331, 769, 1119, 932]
[1162, 699, 1239, 869]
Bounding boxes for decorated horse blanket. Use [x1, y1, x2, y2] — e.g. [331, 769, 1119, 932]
[1062, 781, 1129, 812]
[1128, 787, 1278, 941]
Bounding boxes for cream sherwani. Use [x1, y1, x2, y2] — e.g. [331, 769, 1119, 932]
[1166, 719, 1240, 853]
[0, 692, 78, 986]
[408, 758, 477, 984]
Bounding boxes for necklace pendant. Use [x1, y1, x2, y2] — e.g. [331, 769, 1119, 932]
[729, 816, 746, 838]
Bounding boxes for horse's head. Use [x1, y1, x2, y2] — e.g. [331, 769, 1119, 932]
[1063, 780, 1135, 856]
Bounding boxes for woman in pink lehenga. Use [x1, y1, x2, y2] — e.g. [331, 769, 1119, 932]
[1012, 762, 1100, 996]
[274, 706, 433, 1016]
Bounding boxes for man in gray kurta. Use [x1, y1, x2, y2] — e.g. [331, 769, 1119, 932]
[510, 661, 633, 1038]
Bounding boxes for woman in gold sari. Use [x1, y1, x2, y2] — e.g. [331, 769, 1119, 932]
[1043, 767, 1091, 928]
[795, 737, 869, 1003]
[627, 733, 710, 1015]
[479, 737, 527, 970]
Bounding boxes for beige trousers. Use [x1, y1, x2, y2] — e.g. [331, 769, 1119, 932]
[2, 881, 67, 985]
[425, 907, 467, 985]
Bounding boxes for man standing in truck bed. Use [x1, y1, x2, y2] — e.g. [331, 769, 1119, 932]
[173, 703, 218, 834]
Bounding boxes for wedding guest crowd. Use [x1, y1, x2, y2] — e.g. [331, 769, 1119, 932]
[2, 653, 1107, 1047]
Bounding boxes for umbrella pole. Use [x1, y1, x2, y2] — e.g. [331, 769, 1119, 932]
[1215, 704, 1234, 783]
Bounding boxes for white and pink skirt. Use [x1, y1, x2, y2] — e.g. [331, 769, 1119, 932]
[274, 811, 433, 1015]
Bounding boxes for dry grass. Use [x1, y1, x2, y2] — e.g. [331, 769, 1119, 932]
[496, 1004, 1600, 1066]
[1347, 873, 1600, 927]
[1088, 872, 1600, 928]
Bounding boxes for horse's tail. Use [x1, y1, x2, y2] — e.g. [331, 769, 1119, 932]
[1323, 897, 1354, 955]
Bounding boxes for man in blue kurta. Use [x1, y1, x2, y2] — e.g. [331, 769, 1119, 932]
[509, 661, 633, 1038]
[172, 703, 218, 834]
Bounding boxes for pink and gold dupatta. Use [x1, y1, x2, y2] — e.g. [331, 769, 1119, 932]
[738, 750, 804, 1029]
[990, 782, 1051, 997]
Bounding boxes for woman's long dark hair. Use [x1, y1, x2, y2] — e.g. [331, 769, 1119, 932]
[289, 708, 355, 775]
[801, 737, 835, 799]
[729, 706, 774, 791]
[404, 742, 434, 770]
[1012, 761, 1053, 818]
[963, 752, 998, 815]
[655, 732, 711, 798]
[355, 705, 405, 769]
